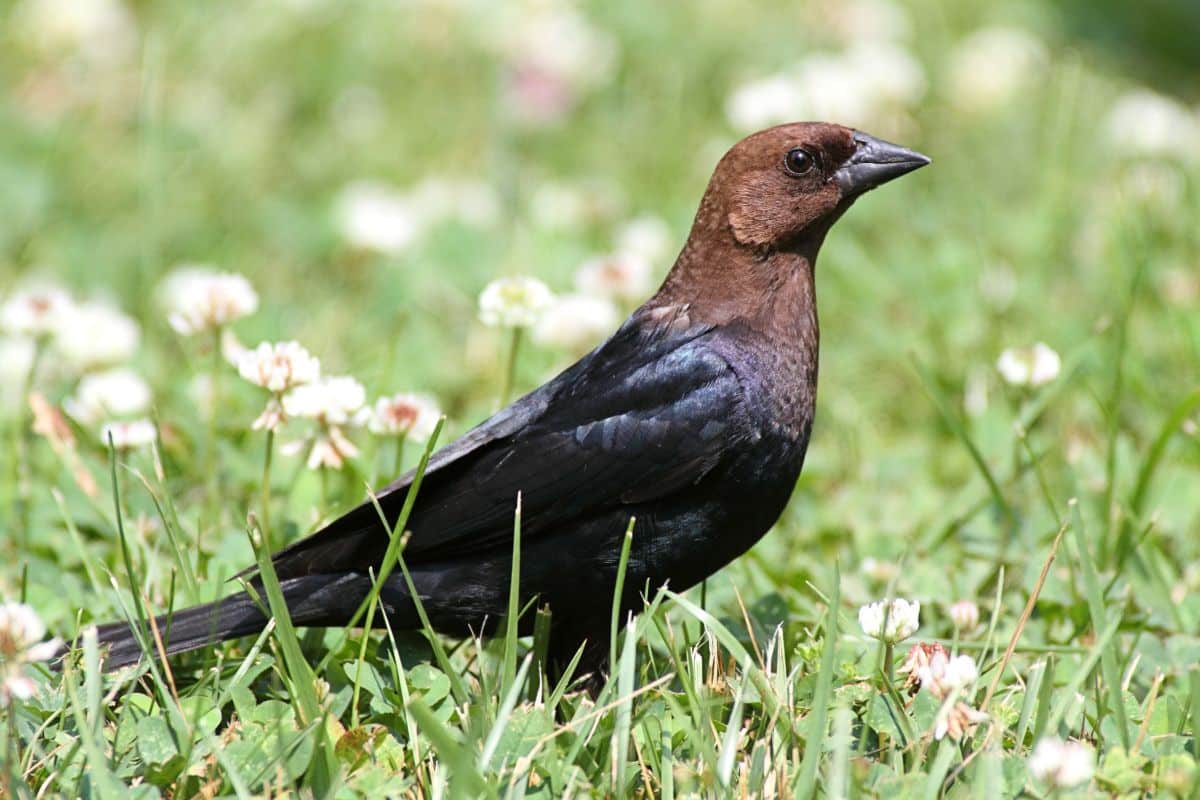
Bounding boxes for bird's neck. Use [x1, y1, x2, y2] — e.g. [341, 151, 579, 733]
[652, 229, 822, 340]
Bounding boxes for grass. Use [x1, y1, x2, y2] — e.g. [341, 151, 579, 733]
[2, 0, 1200, 796]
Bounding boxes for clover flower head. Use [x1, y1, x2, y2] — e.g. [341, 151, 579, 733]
[282, 376, 364, 426]
[949, 600, 980, 632]
[575, 253, 653, 302]
[64, 368, 151, 426]
[51, 300, 140, 370]
[160, 266, 258, 335]
[532, 293, 619, 351]
[1, 285, 74, 337]
[366, 392, 441, 441]
[238, 341, 320, 394]
[858, 598, 920, 643]
[100, 418, 157, 450]
[478, 276, 554, 328]
[0, 602, 61, 706]
[997, 342, 1061, 387]
[1028, 737, 1095, 789]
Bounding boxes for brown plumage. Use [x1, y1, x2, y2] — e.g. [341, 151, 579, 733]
[89, 122, 929, 688]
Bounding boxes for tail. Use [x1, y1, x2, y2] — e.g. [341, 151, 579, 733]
[92, 572, 407, 669]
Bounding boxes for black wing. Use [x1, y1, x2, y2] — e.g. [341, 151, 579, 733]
[270, 309, 748, 576]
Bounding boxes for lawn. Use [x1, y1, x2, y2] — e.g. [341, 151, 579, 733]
[2, 0, 1199, 796]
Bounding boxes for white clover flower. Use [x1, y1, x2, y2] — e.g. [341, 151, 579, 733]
[238, 341, 321, 431]
[947, 27, 1047, 113]
[1105, 89, 1200, 161]
[160, 267, 258, 336]
[533, 293, 619, 351]
[727, 45, 925, 134]
[1028, 737, 1095, 789]
[916, 652, 979, 700]
[100, 418, 157, 450]
[282, 376, 365, 470]
[335, 181, 421, 255]
[64, 368, 151, 426]
[858, 598, 920, 643]
[366, 393, 441, 441]
[814, 0, 912, 45]
[615, 216, 673, 264]
[410, 178, 501, 229]
[996, 343, 1061, 387]
[238, 341, 320, 394]
[478, 276, 554, 328]
[12, 0, 137, 66]
[860, 557, 899, 583]
[1, 286, 74, 337]
[52, 301, 140, 369]
[575, 253, 653, 303]
[725, 74, 806, 132]
[949, 600, 980, 632]
[493, 2, 617, 126]
[0, 602, 62, 706]
[282, 376, 364, 425]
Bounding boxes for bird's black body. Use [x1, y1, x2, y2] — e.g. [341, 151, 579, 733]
[91, 122, 929, 683]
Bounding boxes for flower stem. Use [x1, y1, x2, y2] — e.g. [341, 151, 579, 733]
[205, 326, 222, 528]
[500, 326, 523, 407]
[393, 438, 406, 478]
[11, 336, 45, 552]
[260, 426, 275, 551]
[884, 642, 896, 686]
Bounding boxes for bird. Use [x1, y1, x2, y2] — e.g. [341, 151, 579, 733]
[90, 122, 929, 685]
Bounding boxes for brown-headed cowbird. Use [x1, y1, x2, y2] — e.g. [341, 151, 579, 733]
[93, 122, 928, 681]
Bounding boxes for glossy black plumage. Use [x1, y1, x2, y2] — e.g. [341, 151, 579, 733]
[91, 122, 929, 682]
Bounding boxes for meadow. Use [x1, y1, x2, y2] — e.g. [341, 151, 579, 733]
[2, 0, 1199, 796]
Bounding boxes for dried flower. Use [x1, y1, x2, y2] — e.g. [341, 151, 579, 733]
[478, 276, 554, 328]
[946, 27, 1047, 113]
[898, 642, 948, 690]
[366, 393, 441, 442]
[933, 701, 988, 741]
[64, 368, 151, 426]
[575, 253, 653, 303]
[858, 598, 920, 643]
[996, 343, 1061, 387]
[0, 602, 61, 706]
[533, 294, 619, 351]
[334, 181, 421, 255]
[100, 419, 157, 450]
[949, 600, 980, 633]
[1, 286, 74, 337]
[160, 266, 258, 335]
[1028, 737, 1095, 789]
[52, 300, 140, 370]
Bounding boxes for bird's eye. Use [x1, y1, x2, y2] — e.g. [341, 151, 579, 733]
[784, 148, 815, 176]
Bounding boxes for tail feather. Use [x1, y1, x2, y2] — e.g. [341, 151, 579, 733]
[93, 572, 406, 669]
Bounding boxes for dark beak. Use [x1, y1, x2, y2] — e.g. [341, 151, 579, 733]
[835, 131, 930, 198]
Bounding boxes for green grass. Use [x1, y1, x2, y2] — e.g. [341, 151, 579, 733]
[3, 0, 1200, 796]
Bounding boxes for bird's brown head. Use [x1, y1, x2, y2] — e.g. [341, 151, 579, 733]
[703, 121, 930, 252]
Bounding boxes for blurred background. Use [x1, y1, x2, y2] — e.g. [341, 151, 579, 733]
[1, 0, 1199, 625]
